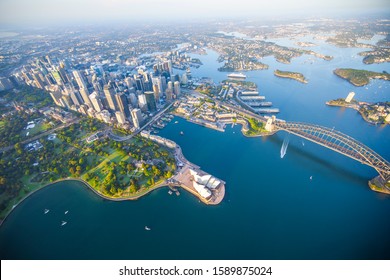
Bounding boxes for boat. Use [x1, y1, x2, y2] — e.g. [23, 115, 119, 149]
[44, 209, 50, 214]
[227, 72, 247, 80]
[180, 131, 184, 135]
[310, 176, 313, 181]
[65, 211, 68, 214]
[145, 226, 151, 231]
[174, 121, 178, 124]
[61, 221, 67, 226]
[168, 190, 173, 195]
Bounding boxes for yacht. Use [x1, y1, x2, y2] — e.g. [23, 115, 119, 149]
[61, 221, 67, 226]
[44, 209, 50, 214]
[145, 226, 151, 231]
[65, 211, 69, 214]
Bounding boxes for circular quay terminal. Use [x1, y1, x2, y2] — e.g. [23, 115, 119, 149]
[0, 1, 389, 280]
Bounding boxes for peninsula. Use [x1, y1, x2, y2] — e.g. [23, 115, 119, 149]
[274, 69, 308, 84]
[333, 68, 390, 86]
[326, 98, 390, 124]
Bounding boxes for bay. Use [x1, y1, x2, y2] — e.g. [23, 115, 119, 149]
[1, 35, 390, 260]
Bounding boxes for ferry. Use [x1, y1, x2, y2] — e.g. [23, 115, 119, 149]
[44, 209, 50, 214]
[227, 72, 247, 80]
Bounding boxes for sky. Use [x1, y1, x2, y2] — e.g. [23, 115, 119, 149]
[0, 0, 389, 26]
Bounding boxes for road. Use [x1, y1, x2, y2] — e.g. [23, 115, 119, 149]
[108, 102, 174, 142]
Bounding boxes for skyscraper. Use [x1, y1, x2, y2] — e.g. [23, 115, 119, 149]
[174, 81, 181, 96]
[89, 92, 104, 112]
[131, 108, 143, 129]
[138, 94, 147, 112]
[72, 70, 88, 90]
[103, 83, 118, 111]
[144, 91, 157, 112]
[115, 92, 130, 118]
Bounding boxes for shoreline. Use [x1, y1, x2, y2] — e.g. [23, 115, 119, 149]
[326, 102, 386, 125]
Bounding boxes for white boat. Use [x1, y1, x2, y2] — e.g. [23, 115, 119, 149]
[310, 176, 313, 180]
[61, 221, 67, 226]
[180, 131, 184, 135]
[65, 211, 68, 214]
[227, 72, 247, 79]
[44, 209, 50, 214]
[174, 121, 178, 124]
[145, 226, 151, 231]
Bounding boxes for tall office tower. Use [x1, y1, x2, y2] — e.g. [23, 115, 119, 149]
[131, 108, 143, 129]
[135, 75, 145, 92]
[181, 73, 188, 85]
[138, 93, 148, 112]
[68, 89, 83, 106]
[51, 70, 63, 85]
[58, 66, 69, 84]
[167, 81, 173, 93]
[143, 72, 153, 92]
[163, 60, 173, 74]
[115, 111, 126, 125]
[72, 70, 88, 90]
[152, 84, 160, 101]
[160, 76, 167, 93]
[89, 92, 104, 112]
[173, 81, 181, 96]
[32, 72, 45, 89]
[115, 92, 131, 118]
[145, 91, 157, 112]
[79, 87, 92, 107]
[103, 83, 118, 111]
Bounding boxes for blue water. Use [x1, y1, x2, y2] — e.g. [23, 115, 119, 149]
[0, 37, 389, 260]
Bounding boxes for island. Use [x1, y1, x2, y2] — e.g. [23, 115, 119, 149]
[274, 69, 308, 84]
[326, 98, 390, 124]
[333, 68, 390, 86]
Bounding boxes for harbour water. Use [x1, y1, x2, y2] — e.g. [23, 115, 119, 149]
[0, 35, 389, 259]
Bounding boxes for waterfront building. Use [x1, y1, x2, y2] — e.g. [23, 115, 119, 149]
[89, 92, 104, 112]
[345, 92, 355, 103]
[189, 169, 212, 199]
[145, 91, 157, 112]
[131, 108, 143, 129]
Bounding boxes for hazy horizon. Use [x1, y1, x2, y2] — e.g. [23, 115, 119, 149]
[0, 0, 389, 28]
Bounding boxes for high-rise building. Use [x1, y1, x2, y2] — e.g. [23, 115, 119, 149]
[103, 83, 118, 111]
[145, 91, 157, 112]
[174, 81, 181, 96]
[181, 73, 188, 85]
[131, 108, 143, 129]
[115, 111, 126, 124]
[167, 81, 173, 92]
[152, 84, 160, 101]
[79, 87, 92, 107]
[89, 92, 104, 112]
[115, 92, 130, 118]
[138, 94, 147, 112]
[72, 70, 89, 90]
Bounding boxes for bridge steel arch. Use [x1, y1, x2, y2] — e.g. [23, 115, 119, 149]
[274, 121, 390, 182]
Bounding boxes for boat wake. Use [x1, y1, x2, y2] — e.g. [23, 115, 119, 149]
[280, 135, 290, 159]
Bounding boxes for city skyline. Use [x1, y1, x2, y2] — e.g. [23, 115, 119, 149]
[0, 0, 389, 26]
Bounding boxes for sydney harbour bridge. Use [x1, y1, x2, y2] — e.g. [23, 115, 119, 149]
[222, 103, 390, 184]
